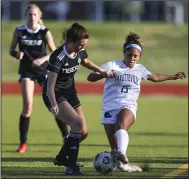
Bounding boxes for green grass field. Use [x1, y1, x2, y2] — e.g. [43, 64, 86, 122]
[2, 21, 188, 83]
[2, 95, 188, 178]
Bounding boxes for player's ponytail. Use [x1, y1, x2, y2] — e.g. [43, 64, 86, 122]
[38, 19, 44, 26]
[123, 32, 143, 52]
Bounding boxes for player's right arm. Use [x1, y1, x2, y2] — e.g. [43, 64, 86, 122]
[46, 71, 59, 116]
[9, 29, 23, 60]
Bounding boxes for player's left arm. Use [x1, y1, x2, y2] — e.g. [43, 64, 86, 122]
[32, 30, 56, 67]
[147, 72, 186, 82]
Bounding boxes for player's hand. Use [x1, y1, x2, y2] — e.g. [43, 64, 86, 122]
[174, 72, 186, 80]
[32, 59, 43, 67]
[100, 70, 115, 78]
[16, 51, 24, 60]
[50, 105, 59, 116]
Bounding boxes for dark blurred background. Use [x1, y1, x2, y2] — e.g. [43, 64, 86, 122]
[1, 0, 188, 24]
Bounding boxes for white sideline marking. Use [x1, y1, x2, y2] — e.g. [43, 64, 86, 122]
[161, 164, 188, 178]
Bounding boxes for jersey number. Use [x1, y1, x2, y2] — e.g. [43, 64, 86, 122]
[121, 85, 130, 93]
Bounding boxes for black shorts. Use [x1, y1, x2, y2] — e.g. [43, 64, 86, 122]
[42, 91, 81, 111]
[19, 73, 47, 86]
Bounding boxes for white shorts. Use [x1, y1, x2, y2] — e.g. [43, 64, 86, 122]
[101, 104, 137, 124]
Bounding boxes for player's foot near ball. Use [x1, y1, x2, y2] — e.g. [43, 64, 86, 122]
[116, 161, 142, 172]
[64, 166, 83, 176]
[111, 149, 128, 164]
[53, 157, 84, 168]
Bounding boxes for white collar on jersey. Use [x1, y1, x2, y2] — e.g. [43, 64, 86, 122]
[63, 45, 77, 59]
[25, 24, 40, 33]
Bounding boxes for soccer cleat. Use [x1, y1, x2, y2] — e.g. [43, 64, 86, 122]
[111, 149, 128, 164]
[53, 155, 69, 167]
[53, 157, 84, 168]
[16, 143, 27, 153]
[64, 166, 83, 176]
[116, 161, 142, 172]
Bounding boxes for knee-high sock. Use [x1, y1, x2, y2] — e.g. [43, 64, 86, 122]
[67, 132, 81, 168]
[19, 114, 30, 143]
[55, 117, 69, 138]
[115, 129, 129, 154]
[55, 131, 81, 168]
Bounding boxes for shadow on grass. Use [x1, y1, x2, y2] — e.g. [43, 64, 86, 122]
[2, 157, 188, 178]
[1, 165, 188, 179]
[2, 143, 188, 148]
[2, 157, 188, 165]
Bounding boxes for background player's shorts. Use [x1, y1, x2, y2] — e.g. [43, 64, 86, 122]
[19, 73, 47, 86]
[42, 91, 81, 111]
[101, 104, 137, 124]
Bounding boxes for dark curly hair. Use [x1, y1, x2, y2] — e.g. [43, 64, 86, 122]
[123, 32, 143, 52]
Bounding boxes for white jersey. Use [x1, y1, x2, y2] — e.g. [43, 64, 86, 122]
[101, 60, 152, 111]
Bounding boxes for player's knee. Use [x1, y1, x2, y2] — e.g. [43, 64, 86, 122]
[22, 105, 33, 117]
[70, 116, 84, 132]
[81, 130, 88, 140]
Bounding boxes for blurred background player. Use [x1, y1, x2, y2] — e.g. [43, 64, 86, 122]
[42, 22, 113, 175]
[87, 32, 186, 172]
[9, 4, 56, 153]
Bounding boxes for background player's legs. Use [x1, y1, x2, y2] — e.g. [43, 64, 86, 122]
[17, 79, 35, 153]
[54, 117, 69, 142]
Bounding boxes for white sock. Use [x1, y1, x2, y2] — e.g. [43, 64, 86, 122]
[115, 129, 129, 155]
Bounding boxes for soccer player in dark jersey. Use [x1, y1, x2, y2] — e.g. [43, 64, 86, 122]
[42, 22, 114, 175]
[9, 4, 57, 153]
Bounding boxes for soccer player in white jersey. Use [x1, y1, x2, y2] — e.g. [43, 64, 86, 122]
[87, 32, 186, 172]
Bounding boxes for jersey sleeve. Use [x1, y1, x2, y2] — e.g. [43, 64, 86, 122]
[79, 49, 88, 62]
[100, 61, 114, 70]
[47, 52, 61, 73]
[44, 28, 49, 35]
[141, 66, 152, 80]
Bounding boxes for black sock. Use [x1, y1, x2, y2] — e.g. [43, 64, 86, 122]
[67, 132, 81, 168]
[55, 139, 70, 160]
[55, 117, 69, 138]
[55, 131, 81, 167]
[19, 114, 30, 143]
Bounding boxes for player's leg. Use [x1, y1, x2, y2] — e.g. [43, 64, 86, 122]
[55, 101, 84, 175]
[74, 106, 88, 142]
[54, 117, 69, 142]
[38, 75, 69, 143]
[103, 124, 117, 150]
[114, 107, 142, 172]
[17, 77, 35, 153]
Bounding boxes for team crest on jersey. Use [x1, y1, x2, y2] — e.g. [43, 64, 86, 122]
[37, 35, 42, 39]
[22, 35, 27, 39]
[104, 112, 112, 118]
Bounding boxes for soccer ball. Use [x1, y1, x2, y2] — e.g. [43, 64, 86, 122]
[93, 151, 116, 175]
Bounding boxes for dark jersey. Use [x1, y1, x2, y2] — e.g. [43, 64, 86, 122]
[43, 44, 88, 95]
[16, 24, 49, 76]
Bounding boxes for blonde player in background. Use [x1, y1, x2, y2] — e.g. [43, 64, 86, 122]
[9, 4, 57, 153]
[87, 32, 186, 172]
